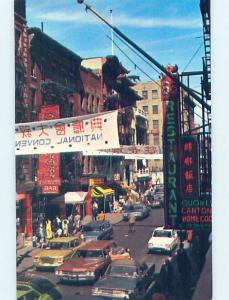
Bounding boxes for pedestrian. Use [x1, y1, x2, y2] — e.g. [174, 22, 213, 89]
[62, 218, 69, 237]
[128, 211, 136, 233]
[92, 201, 98, 221]
[68, 214, 74, 235]
[45, 219, 53, 240]
[97, 211, 105, 221]
[37, 223, 46, 248]
[164, 257, 174, 294]
[56, 227, 63, 237]
[32, 234, 37, 248]
[52, 215, 61, 232]
[74, 211, 81, 233]
[177, 242, 192, 294]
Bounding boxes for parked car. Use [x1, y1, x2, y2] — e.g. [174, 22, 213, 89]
[34, 236, 80, 270]
[151, 186, 164, 208]
[55, 240, 114, 283]
[123, 203, 150, 221]
[148, 227, 179, 254]
[17, 273, 62, 300]
[92, 259, 156, 300]
[81, 220, 113, 242]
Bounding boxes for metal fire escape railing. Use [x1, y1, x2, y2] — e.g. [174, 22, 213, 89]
[200, 0, 211, 102]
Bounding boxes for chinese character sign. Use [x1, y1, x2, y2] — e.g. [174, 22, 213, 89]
[180, 136, 199, 198]
[38, 105, 60, 194]
[15, 110, 119, 155]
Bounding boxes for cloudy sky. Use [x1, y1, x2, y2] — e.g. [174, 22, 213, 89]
[26, 0, 204, 88]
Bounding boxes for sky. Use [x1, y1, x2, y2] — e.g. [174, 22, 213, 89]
[26, 0, 204, 91]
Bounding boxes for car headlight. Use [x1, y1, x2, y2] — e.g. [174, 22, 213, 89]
[55, 270, 63, 275]
[165, 244, 171, 249]
[92, 287, 99, 293]
[57, 257, 63, 263]
[148, 243, 153, 247]
[86, 271, 94, 276]
[81, 234, 84, 239]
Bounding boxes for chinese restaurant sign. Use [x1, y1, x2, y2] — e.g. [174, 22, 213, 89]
[15, 110, 119, 155]
[161, 65, 181, 228]
[180, 136, 199, 199]
[38, 105, 60, 194]
[180, 136, 211, 229]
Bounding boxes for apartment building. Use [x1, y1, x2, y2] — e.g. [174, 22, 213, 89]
[134, 81, 163, 174]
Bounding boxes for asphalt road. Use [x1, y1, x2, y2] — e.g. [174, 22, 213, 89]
[19, 208, 168, 298]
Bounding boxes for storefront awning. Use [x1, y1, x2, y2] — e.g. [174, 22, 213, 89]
[65, 191, 87, 204]
[92, 186, 114, 198]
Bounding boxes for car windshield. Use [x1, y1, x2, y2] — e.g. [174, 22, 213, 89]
[75, 250, 104, 258]
[155, 187, 164, 193]
[134, 205, 143, 211]
[107, 265, 137, 277]
[82, 225, 102, 232]
[47, 242, 70, 249]
[153, 230, 172, 238]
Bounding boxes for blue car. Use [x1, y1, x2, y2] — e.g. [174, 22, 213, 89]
[81, 220, 113, 242]
[123, 203, 150, 221]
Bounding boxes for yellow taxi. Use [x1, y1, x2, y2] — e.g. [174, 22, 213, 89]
[34, 237, 80, 271]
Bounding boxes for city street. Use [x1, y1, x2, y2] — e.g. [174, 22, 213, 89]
[17, 208, 168, 298]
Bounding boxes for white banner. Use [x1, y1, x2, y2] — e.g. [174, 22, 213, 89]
[15, 110, 119, 155]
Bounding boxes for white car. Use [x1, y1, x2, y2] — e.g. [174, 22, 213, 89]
[148, 227, 179, 254]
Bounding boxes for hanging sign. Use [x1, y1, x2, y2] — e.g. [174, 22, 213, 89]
[161, 65, 181, 228]
[15, 110, 119, 155]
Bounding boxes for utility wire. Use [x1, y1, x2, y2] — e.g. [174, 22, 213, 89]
[182, 43, 203, 72]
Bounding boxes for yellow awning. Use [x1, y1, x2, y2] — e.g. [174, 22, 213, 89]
[91, 186, 114, 197]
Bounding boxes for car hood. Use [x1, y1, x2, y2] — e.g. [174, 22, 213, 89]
[56, 257, 105, 271]
[94, 276, 137, 291]
[148, 237, 174, 245]
[35, 249, 72, 258]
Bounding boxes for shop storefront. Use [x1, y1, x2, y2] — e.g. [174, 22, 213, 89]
[91, 186, 115, 213]
[16, 193, 32, 237]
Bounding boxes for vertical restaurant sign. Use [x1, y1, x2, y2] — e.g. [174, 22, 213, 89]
[38, 105, 60, 194]
[162, 65, 181, 228]
[180, 135, 211, 229]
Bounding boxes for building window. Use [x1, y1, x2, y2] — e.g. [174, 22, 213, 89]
[142, 106, 148, 113]
[69, 101, 74, 116]
[15, 29, 22, 57]
[142, 90, 148, 99]
[153, 135, 160, 145]
[153, 120, 159, 129]
[152, 105, 158, 114]
[31, 57, 36, 78]
[40, 62, 45, 81]
[152, 89, 158, 99]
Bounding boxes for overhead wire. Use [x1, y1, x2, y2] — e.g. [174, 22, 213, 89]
[182, 42, 204, 72]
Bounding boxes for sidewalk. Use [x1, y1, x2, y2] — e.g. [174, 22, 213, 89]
[82, 212, 123, 225]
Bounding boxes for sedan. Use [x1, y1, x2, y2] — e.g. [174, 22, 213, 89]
[123, 203, 150, 221]
[148, 227, 179, 254]
[81, 220, 113, 242]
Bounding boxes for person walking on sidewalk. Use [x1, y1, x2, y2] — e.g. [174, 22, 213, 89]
[128, 211, 136, 233]
[92, 201, 98, 221]
[46, 219, 53, 240]
[97, 211, 105, 221]
[177, 242, 192, 295]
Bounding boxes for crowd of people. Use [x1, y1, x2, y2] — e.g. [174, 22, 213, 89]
[32, 212, 82, 248]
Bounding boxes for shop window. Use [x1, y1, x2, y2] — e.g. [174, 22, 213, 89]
[152, 105, 158, 114]
[153, 120, 159, 129]
[142, 90, 148, 99]
[152, 89, 158, 99]
[142, 106, 148, 113]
